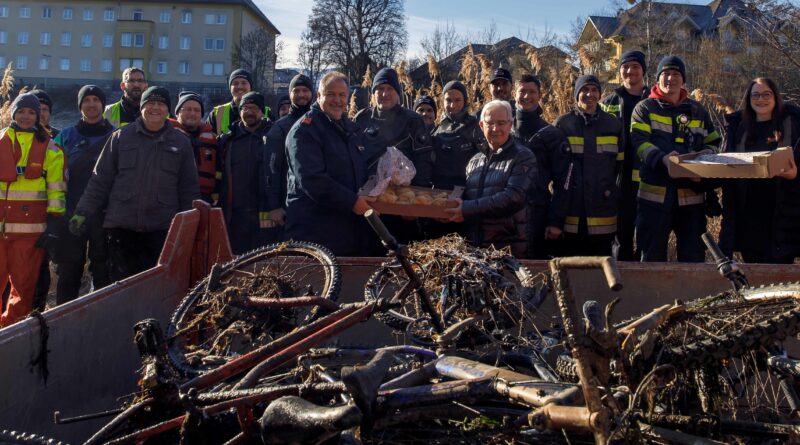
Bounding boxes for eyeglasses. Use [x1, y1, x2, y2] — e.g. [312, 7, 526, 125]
[751, 92, 774, 100]
[126, 78, 146, 84]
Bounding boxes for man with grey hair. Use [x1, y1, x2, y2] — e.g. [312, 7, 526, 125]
[444, 100, 538, 257]
[285, 72, 373, 256]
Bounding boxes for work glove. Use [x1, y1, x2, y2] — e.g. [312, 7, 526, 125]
[36, 215, 66, 257]
[68, 213, 88, 236]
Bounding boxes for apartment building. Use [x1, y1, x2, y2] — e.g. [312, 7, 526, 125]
[0, 0, 279, 95]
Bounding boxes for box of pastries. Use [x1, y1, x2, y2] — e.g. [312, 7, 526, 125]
[668, 147, 795, 179]
[359, 176, 464, 219]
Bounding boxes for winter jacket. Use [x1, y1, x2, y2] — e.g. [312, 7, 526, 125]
[264, 103, 311, 213]
[551, 108, 623, 235]
[75, 118, 200, 232]
[354, 104, 434, 187]
[431, 111, 487, 189]
[462, 137, 537, 258]
[169, 119, 219, 203]
[103, 97, 140, 129]
[719, 104, 800, 258]
[600, 85, 649, 184]
[630, 90, 721, 208]
[286, 103, 368, 256]
[206, 101, 273, 135]
[54, 119, 115, 215]
[513, 106, 568, 207]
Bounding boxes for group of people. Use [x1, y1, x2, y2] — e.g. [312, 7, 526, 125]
[1, 51, 799, 327]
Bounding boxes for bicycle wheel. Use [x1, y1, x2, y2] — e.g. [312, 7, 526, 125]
[0, 431, 68, 445]
[167, 241, 341, 376]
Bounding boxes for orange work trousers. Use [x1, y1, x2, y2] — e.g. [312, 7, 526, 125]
[0, 237, 44, 327]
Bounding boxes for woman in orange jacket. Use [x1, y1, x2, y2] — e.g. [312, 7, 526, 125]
[0, 93, 66, 327]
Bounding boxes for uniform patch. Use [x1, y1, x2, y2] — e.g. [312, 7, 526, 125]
[303, 117, 313, 125]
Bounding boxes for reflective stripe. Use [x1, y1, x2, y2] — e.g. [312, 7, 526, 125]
[616, 152, 625, 161]
[215, 171, 223, 180]
[600, 103, 620, 115]
[259, 211, 270, 221]
[564, 215, 579, 234]
[638, 182, 666, 204]
[703, 130, 720, 144]
[3, 222, 47, 233]
[675, 137, 685, 143]
[0, 190, 48, 200]
[687, 119, 703, 128]
[587, 216, 617, 235]
[567, 136, 584, 154]
[650, 120, 672, 133]
[632, 169, 640, 182]
[677, 188, 704, 206]
[650, 114, 672, 125]
[632, 122, 651, 133]
[47, 199, 64, 208]
[637, 142, 659, 161]
[47, 181, 67, 191]
[596, 136, 619, 155]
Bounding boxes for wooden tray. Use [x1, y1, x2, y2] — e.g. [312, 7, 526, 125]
[358, 176, 464, 219]
[668, 147, 794, 179]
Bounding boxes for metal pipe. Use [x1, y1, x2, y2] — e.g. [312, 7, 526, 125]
[244, 296, 340, 311]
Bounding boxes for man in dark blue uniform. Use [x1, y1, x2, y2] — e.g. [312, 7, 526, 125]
[286, 72, 373, 256]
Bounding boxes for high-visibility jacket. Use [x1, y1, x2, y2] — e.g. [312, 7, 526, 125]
[103, 101, 132, 129]
[600, 85, 648, 183]
[552, 108, 624, 235]
[212, 102, 271, 135]
[169, 118, 220, 201]
[630, 95, 720, 207]
[0, 127, 66, 238]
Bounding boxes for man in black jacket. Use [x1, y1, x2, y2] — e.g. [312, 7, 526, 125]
[286, 72, 373, 256]
[70, 86, 200, 281]
[513, 74, 570, 259]
[218, 92, 277, 253]
[444, 100, 537, 258]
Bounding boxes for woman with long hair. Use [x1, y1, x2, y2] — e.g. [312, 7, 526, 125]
[0, 92, 65, 327]
[720, 77, 800, 263]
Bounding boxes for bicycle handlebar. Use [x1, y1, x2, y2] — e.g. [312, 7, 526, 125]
[701, 233, 726, 265]
[364, 210, 398, 250]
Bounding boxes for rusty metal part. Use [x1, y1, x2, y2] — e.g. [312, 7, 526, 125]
[435, 314, 487, 346]
[434, 356, 583, 407]
[379, 359, 440, 391]
[378, 377, 497, 410]
[647, 413, 800, 440]
[53, 407, 123, 425]
[83, 397, 154, 445]
[639, 423, 727, 445]
[102, 414, 185, 445]
[244, 295, 340, 312]
[527, 405, 608, 433]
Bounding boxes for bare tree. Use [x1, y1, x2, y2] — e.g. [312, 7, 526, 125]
[297, 28, 328, 87]
[305, 0, 408, 83]
[420, 22, 465, 62]
[232, 29, 277, 93]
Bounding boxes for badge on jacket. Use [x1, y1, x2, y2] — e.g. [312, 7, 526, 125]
[303, 117, 313, 125]
[170, 146, 178, 152]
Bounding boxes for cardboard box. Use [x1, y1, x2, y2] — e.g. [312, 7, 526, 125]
[358, 176, 464, 219]
[668, 147, 795, 179]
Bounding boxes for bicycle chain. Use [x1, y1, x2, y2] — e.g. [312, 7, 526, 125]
[0, 430, 69, 445]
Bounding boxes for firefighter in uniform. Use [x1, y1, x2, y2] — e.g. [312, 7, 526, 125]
[103, 67, 148, 129]
[548, 75, 623, 257]
[599, 50, 649, 261]
[206, 69, 272, 135]
[413, 95, 437, 133]
[171, 91, 219, 204]
[0, 93, 66, 326]
[631, 56, 721, 262]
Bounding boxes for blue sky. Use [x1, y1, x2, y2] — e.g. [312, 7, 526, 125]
[255, 0, 710, 68]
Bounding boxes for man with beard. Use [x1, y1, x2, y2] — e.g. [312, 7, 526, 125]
[263, 74, 314, 241]
[217, 92, 277, 252]
[206, 68, 272, 135]
[53, 85, 114, 303]
[475, 67, 516, 121]
[513, 74, 571, 259]
[103, 67, 148, 129]
[548, 75, 624, 257]
[170, 92, 219, 204]
[71, 86, 199, 280]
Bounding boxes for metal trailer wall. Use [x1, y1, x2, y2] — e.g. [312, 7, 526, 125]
[1, 204, 800, 443]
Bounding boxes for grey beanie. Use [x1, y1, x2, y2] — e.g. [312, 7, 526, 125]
[11, 92, 41, 121]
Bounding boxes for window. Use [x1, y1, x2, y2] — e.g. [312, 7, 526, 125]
[156, 61, 167, 74]
[120, 32, 131, 47]
[133, 32, 144, 47]
[38, 57, 48, 70]
[17, 31, 28, 45]
[203, 37, 224, 51]
[179, 36, 190, 50]
[0, 7, 7, 18]
[100, 59, 112, 72]
[103, 34, 112, 47]
[132, 9, 142, 20]
[181, 10, 191, 24]
[80, 33, 91, 47]
[19, 6, 29, 18]
[119, 58, 143, 71]
[83, 8, 92, 20]
[59, 57, 69, 71]
[42, 6, 51, 18]
[179, 61, 189, 75]
[202, 62, 224, 76]
[60, 31, 71, 46]
[80, 58, 91, 72]
[0, 31, 6, 44]
[159, 10, 170, 23]
[39, 32, 50, 45]
[103, 8, 114, 21]
[16, 55, 27, 69]
[62, 7, 72, 20]
[158, 36, 168, 49]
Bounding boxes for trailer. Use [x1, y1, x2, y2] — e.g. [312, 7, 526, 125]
[1, 201, 799, 443]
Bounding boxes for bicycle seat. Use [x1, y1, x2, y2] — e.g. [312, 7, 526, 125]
[341, 349, 395, 426]
[259, 396, 362, 444]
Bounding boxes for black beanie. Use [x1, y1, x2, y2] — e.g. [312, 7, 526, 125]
[11, 92, 41, 121]
[278, 95, 291, 107]
[175, 91, 204, 116]
[30, 89, 53, 112]
[413, 95, 437, 115]
[657, 55, 686, 82]
[574, 75, 602, 101]
[620, 50, 646, 72]
[289, 74, 314, 92]
[372, 67, 402, 96]
[240, 91, 265, 111]
[78, 85, 106, 109]
[442, 80, 469, 104]
[140, 86, 171, 110]
[229, 68, 253, 88]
